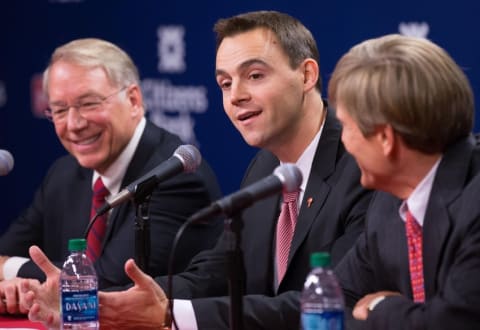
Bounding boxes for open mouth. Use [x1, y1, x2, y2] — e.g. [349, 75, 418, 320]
[238, 110, 261, 122]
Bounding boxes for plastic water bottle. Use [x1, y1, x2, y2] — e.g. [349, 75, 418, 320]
[60, 238, 99, 329]
[300, 252, 344, 330]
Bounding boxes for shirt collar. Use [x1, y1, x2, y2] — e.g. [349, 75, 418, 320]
[281, 111, 326, 207]
[92, 117, 146, 195]
[399, 157, 442, 226]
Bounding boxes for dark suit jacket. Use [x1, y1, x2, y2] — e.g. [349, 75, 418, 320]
[0, 121, 223, 289]
[156, 109, 373, 329]
[335, 135, 480, 330]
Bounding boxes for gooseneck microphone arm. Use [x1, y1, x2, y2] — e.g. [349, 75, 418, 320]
[225, 213, 245, 330]
[134, 193, 152, 272]
[83, 213, 99, 239]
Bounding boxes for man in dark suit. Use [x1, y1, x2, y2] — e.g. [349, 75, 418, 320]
[20, 11, 372, 329]
[0, 38, 222, 314]
[328, 34, 480, 329]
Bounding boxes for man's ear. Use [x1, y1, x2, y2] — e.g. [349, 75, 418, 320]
[377, 124, 396, 157]
[125, 84, 144, 116]
[301, 58, 319, 92]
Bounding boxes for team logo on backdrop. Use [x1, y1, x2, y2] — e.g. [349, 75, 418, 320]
[0, 81, 7, 108]
[30, 74, 48, 118]
[398, 22, 429, 38]
[157, 26, 186, 73]
[145, 25, 207, 145]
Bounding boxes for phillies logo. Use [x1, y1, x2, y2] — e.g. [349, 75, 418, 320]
[30, 74, 48, 118]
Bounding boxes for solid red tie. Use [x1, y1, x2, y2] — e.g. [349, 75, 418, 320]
[405, 209, 425, 303]
[86, 177, 110, 262]
[276, 190, 299, 283]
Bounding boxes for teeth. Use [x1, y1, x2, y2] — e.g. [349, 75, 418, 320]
[239, 111, 260, 121]
[76, 135, 99, 145]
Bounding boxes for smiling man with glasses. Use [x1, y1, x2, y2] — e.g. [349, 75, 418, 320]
[0, 38, 223, 315]
[44, 86, 128, 124]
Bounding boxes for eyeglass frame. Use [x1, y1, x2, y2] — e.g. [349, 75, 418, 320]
[44, 86, 128, 123]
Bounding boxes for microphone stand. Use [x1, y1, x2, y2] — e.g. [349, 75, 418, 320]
[225, 213, 245, 330]
[134, 193, 152, 273]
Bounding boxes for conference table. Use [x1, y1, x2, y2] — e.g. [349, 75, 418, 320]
[0, 315, 46, 329]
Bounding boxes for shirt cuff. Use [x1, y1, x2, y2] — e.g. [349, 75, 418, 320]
[368, 295, 386, 312]
[3, 256, 30, 280]
[172, 299, 198, 330]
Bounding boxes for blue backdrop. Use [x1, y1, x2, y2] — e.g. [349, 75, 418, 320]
[1, 0, 479, 232]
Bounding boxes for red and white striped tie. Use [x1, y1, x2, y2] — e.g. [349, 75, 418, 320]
[406, 209, 425, 303]
[86, 177, 110, 262]
[276, 190, 299, 283]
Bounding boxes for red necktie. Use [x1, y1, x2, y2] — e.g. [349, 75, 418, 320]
[405, 209, 425, 303]
[86, 177, 110, 262]
[276, 190, 299, 283]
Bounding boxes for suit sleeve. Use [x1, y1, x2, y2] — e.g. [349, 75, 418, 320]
[192, 291, 301, 330]
[328, 157, 373, 267]
[365, 212, 480, 330]
[0, 157, 88, 281]
[0, 188, 44, 258]
[0, 161, 58, 281]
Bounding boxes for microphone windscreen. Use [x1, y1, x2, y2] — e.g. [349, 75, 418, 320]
[174, 144, 201, 173]
[274, 163, 302, 193]
[0, 149, 14, 176]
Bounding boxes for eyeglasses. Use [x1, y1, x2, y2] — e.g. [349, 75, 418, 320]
[44, 87, 127, 123]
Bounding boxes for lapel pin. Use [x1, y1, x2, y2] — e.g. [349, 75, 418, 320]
[307, 197, 313, 208]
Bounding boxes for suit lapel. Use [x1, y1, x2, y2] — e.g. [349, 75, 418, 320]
[287, 109, 342, 267]
[67, 164, 94, 242]
[422, 136, 475, 298]
[103, 122, 161, 246]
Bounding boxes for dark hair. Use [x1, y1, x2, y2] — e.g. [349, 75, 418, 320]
[214, 10, 322, 92]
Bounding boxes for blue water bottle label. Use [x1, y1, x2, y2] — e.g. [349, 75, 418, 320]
[301, 310, 344, 330]
[61, 289, 98, 323]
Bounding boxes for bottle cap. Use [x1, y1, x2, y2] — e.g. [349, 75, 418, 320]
[68, 238, 87, 252]
[310, 252, 331, 267]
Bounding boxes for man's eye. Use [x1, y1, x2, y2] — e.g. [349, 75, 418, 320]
[219, 81, 231, 90]
[53, 108, 68, 116]
[80, 102, 101, 109]
[250, 73, 263, 80]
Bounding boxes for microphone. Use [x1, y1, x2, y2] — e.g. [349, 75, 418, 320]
[97, 144, 201, 216]
[0, 149, 14, 176]
[189, 163, 302, 222]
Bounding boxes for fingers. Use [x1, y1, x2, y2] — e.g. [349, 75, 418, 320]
[0, 279, 28, 315]
[124, 259, 166, 301]
[28, 302, 57, 328]
[29, 246, 59, 277]
[124, 259, 154, 288]
[4, 284, 19, 314]
[20, 278, 38, 310]
[352, 303, 369, 320]
[18, 279, 38, 314]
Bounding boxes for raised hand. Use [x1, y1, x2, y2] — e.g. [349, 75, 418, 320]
[21, 245, 61, 328]
[99, 259, 169, 329]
